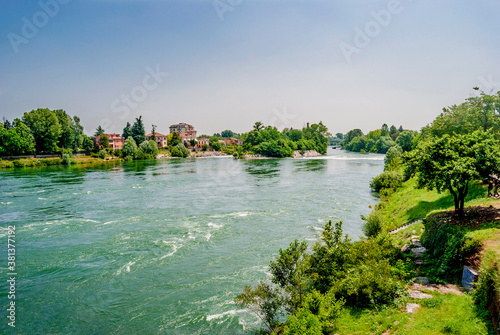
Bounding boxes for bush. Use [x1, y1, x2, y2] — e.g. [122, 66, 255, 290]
[421, 216, 481, 282]
[98, 149, 107, 159]
[170, 143, 190, 158]
[384, 145, 402, 169]
[362, 212, 383, 238]
[62, 152, 72, 165]
[122, 137, 138, 158]
[370, 170, 403, 192]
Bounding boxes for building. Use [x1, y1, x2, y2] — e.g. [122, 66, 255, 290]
[169, 123, 195, 135]
[146, 133, 168, 148]
[180, 132, 197, 145]
[219, 138, 242, 146]
[96, 134, 125, 150]
[197, 137, 210, 146]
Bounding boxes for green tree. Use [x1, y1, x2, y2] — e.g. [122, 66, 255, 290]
[395, 130, 416, 152]
[72, 116, 84, 151]
[151, 124, 157, 142]
[381, 124, 389, 136]
[0, 120, 36, 156]
[131, 116, 146, 145]
[375, 136, 395, 154]
[122, 137, 138, 158]
[22, 108, 61, 153]
[335, 133, 343, 140]
[54, 109, 75, 149]
[99, 133, 109, 149]
[253, 121, 264, 131]
[408, 130, 500, 216]
[170, 143, 190, 158]
[168, 132, 182, 148]
[221, 129, 235, 138]
[95, 125, 105, 136]
[384, 145, 402, 168]
[82, 135, 94, 153]
[122, 122, 132, 139]
[343, 129, 363, 145]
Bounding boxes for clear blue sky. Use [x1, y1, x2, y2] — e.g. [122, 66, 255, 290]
[1, 0, 499, 136]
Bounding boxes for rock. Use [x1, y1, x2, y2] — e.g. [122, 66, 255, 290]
[409, 290, 433, 299]
[411, 247, 426, 257]
[414, 277, 429, 285]
[412, 240, 423, 248]
[292, 150, 321, 158]
[414, 259, 426, 265]
[401, 244, 410, 253]
[405, 303, 421, 314]
[411, 235, 420, 240]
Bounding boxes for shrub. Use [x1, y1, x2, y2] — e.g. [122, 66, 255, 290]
[362, 211, 383, 238]
[370, 170, 403, 192]
[62, 152, 72, 165]
[384, 145, 402, 169]
[170, 143, 190, 158]
[98, 149, 107, 159]
[122, 137, 138, 158]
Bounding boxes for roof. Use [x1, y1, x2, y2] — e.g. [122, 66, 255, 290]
[170, 123, 193, 127]
[179, 132, 196, 138]
[146, 133, 167, 137]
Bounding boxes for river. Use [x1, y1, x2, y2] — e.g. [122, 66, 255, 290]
[0, 149, 383, 334]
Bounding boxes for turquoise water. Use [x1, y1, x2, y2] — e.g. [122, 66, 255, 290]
[0, 149, 383, 334]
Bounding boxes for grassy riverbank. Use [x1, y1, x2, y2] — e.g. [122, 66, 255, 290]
[0, 155, 122, 169]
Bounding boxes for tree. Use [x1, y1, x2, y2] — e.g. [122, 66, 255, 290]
[99, 134, 109, 149]
[82, 135, 94, 153]
[408, 130, 500, 216]
[343, 129, 363, 145]
[72, 116, 84, 151]
[398, 125, 404, 132]
[22, 108, 61, 153]
[95, 125, 105, 136]
[381, 124, 389, 136]
[122, 122, 132, 139]
[253, 121, 264, 131]
[151, 124, 157, 142]
[3, 118, 12, 130]
[335, 133, 344, 140]
[384, 145, 402, 168]
[167, 132, 181, 148]
[131, 116, 146, 144]
[189, 139, 196, 147]
[221, 129, 235, 138]
[375, 136, 395, 154]
[170, 143, 190, 157]
[54, 109, 75, 149]
[0, 120, 36, 156]
[395, 130, 416, 152]
[122, 137, 138, 158]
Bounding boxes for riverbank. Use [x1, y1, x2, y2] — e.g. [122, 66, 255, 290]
[0, 155, 122, 168]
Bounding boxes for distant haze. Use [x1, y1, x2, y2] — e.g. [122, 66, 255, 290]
[1, 0, 499, 135]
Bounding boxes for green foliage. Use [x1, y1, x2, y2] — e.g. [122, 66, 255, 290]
[170, 143, 190, 158]
[221, 129, 237, 138]
[384, 145, 402, 169]
[122, 137, 138, 158]
[375, 135, 395, 154]
[131, 116, 146, 145]
[473, 251, 498, 333]
[395, 130, 416, 152]
[54, 109, 75, 149]
[362, 211, 383, 238]
[420, 216, 481, 282]
[122, 122, 132, 138]
[61, 151, 72, 165]
[98, 149, 107, 159]
[139, 140, 159, 156]
[0, 120, 36, 156]
[82, 135, 94, 153]
[94, 125, 105, 136]
[235, 282, 283, 333]
[408, 130, 500, 215]
[370, 170, 403, 192]
[22, 108, 61, 153]
[99, 133, 109, 149]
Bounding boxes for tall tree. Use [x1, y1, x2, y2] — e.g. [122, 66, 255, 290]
[72, 116, 84, 151]
[253, 121, 264, 131]
[95, 125, 105, 136]
[0, 120, 36, 156]
[221, 129, 235, 138]
[131, 116, 146, 145]
[381, 124, 389, 136]
[122, 122, 132, 139]
[151, 124, 157, 142]
[22, 108, 61, 153]
[54, 109, 75, 149]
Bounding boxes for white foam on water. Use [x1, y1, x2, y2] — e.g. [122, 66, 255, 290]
[206, 310, 236, 321]
[308, 155, 384, 161]
[1, 202, 13, 205]
[38, 197, 47, 200]
[205, 233, 212, 241]
[103, 220, 117, 225]
[160, 239, 183, 259]
[116, 260, 136, 275]
[86, 191, 91, 194]
[208, 222, 223, 229]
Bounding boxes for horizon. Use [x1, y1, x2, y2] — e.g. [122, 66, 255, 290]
[1, 1, 499, 136]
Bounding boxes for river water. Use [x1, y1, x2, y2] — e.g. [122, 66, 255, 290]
[0, 149, 383, 334]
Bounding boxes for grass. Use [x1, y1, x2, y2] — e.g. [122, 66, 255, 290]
[376, 178, 488, 231]
[0, 155, 121, 169]
[335, 292, 488, 335]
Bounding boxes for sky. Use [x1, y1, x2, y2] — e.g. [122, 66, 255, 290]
[1, 0, 499, 136]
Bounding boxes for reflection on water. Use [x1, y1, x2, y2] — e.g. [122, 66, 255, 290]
[293, 158, 327, 172]
[243, 159, 281, 179]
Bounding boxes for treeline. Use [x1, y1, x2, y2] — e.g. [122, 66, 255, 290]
[341, 124, 417, 154]
[0, 108, 91, 156]
[237, 121, 329, 158]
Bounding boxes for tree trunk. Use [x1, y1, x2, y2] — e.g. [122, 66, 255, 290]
[449, 187, 459, 213]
